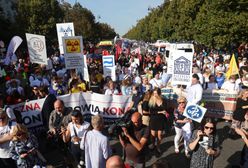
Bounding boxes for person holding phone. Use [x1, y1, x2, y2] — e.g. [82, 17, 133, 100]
[188, 118, 220, 168]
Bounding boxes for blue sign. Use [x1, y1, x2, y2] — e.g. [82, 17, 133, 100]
[186, 105, 203, 119]
[103, 57, 114, 67]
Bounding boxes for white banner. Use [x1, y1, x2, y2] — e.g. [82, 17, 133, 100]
[56, 23, 75, 54]
[183, 103, 207, 123]
[11, 92, 131, 128]
[26, 33, 48, 65]
[5, 36, 22, 65]
[62, 36, 84, 69]
[102, 55, 116, 81]
[11, 99, 45, 128]
[171, 50, 193, 86]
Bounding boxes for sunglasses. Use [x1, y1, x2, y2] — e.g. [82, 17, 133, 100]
[204, 126, 214, 130]
[178, 102, 185, 104]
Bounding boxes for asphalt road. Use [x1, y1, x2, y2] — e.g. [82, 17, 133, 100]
[40, 120, 244, 168]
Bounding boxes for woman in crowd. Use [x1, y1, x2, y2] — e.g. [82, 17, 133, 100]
[173, 96, 192, 157]
[10, 124, 45, 168]
[235, 112, 248, 168]
[148, 87, 168, 154]
[189, 118, 220, 168]
[120, 76, 132, 95]
[231, 89, 248, 129]
[105, 80, 119, 95]
[61, 110, 90, 168]
[205, 74, 218, 91]
[0, 108, 17, 168]
[141, 91, 152, 126]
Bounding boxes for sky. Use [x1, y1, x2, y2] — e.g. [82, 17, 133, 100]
[67, 0, 165, 36]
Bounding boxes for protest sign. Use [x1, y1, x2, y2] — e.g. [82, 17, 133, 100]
[183, 103, 207, 123]
[62, 36, 84, 69]
[171, 50, 193, 86]
[56, 22, 75, 54]
[11, 92, 131, 129]
[102, 55, 116, 81]
[26, 33, 47, 65]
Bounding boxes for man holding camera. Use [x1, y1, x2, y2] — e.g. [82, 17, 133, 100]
[48, 99, 71, 144]
[119, 112, 149, 168]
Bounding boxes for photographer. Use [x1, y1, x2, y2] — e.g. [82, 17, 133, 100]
[188, 118, 220, 168]
[119, 112, 149, 168]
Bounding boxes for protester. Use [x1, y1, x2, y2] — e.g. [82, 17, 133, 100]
[127, 85, 143, 113]
[148, 88, 168, 154]
[39, 86, 57, 131]
[215, 70, 225, 89]
[173, 96, 192, 157]
[141, 91, 152, 126]
[0, 108, 17, 168]
[61, 110, 90, 168]
[149, 72, 163, 89]
[48, 99, 71, 139]
[119, 112, 149, 168]
[186, 73, 203, 104]
[235, 113, 248, 168]
[10, 124, 45, 168]
[221, 75, 240, 92]
[231, 89, 248, 129]
[105, 80, 119, 95]
[189, 118, 220, 168]
[80, 114, 111, 168]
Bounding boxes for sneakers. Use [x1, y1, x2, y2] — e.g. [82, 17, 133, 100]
[175, 149, 179, 154]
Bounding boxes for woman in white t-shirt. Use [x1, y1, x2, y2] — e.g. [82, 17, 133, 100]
[61, 110, 90, 168]
[0, 108, 17, 168]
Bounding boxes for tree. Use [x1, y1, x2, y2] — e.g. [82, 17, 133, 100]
[16, 0, 64, 44]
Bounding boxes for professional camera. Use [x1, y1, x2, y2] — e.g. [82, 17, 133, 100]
[108, 111, 134, 138]
[108, 119, 132, 137]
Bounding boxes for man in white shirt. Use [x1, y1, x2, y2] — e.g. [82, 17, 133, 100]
[186, 74, 203, 105]
[80, 115, 111, 168]
[149, 72, 163, 89]
[221, 75, 239, 92]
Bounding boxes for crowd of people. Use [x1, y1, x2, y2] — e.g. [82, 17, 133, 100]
[0, 41, 248, 168]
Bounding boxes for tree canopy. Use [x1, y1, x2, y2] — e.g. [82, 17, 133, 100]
[0, 0, 116, 44]
[124, 0, 248, 49]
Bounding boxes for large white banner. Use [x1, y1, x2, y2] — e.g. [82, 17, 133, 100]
[102, 55, 116, 81]
[11, 92, 131, 128]
[56, 22, 75, 54]
[62, 36, 84, 69]
[26, 33, 48, 65]
[171, 50, 193, 86]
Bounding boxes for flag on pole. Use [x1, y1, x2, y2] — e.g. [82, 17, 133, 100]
[225, 54, 239, 79]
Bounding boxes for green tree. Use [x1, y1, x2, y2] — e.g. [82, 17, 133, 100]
[16, 0, 64, 43]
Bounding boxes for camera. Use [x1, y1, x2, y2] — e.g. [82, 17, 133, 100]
[108, 120, 132, 137]
[108, 111, 134, 138]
